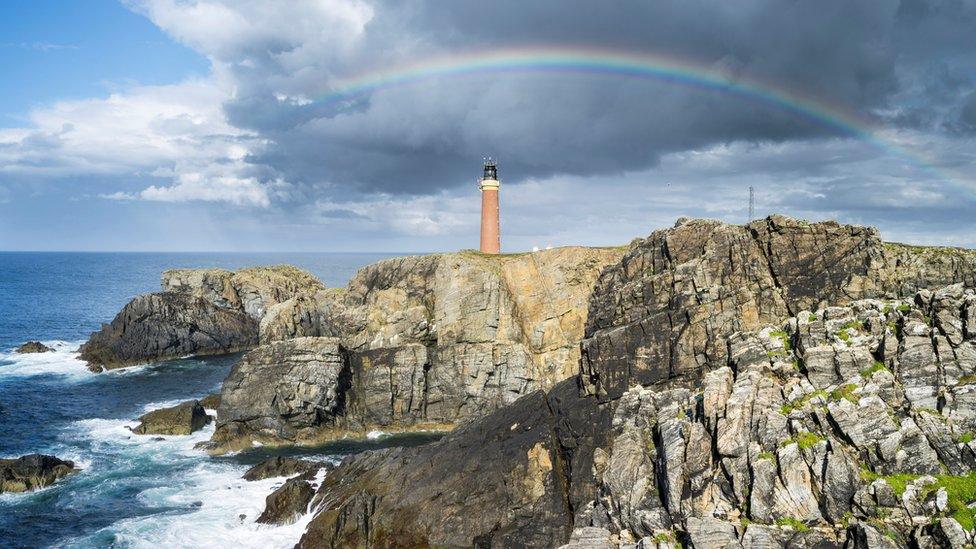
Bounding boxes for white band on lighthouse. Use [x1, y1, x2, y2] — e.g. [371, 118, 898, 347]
[479, 179, 499, 190]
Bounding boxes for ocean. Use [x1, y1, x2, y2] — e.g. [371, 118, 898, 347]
[0, 252, 438, 548]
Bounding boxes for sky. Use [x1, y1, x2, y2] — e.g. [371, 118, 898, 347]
[0, 0, 974, 252]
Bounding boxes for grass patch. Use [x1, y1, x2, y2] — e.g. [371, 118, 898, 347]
[780, 389, 827, 415]
[808, 313, 818, 322]
[897, 303, 911, 313]
[955, 432, 975, 445]
[774, 517, 810, 532]
[835, 319, 863, 344]
[781, 431, 824, 450]
[935, 473, 976, 530]
[960, 374, 976, 385]
[859, 469, 976, 528]
[882, 304, 893, 315]
[767, 349, 787, 358]
[860, 361, 889, 378]
[770, 329, 792, 351]
[757, 451, 775, 461]
[860, 469, 918, 497]
[830, 383, 859, 405]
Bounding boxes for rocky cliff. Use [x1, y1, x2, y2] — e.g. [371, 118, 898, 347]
[210, 247, 624, 451]
[581, 216, 976, 401]
[294, 217, 976, 548]
[80, 265, 322, 370]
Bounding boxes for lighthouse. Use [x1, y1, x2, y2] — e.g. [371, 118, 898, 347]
[479, 159, 500, 254]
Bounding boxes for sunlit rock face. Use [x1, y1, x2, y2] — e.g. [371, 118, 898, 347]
[211, 246, 625, 451]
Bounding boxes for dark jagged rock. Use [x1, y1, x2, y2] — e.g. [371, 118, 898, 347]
[79, 293, 258, 370]
[0, 454, 77, 493]
[242, 457, 329, 482]
[80, 265, 323, 370]
[256, 477, 317, 525]
[581, 216, 976, 400]
[130, 400, 211, 436]
[15, 341, 53, 354]
[297, 378, 611, 548]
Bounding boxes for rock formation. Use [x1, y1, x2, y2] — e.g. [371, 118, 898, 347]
[581, 216, 976, 401]
[256, 475, 318, 525]
[298, 378, 607, 548]
[130, 400, 211, 435]
[0, 454, 77, 493]
[80, 265, 322, 370]
[293, 217, 976, 548]
[15, 341, 52, 353]
[210, 247, 624, 451]
[242, 457, 330, 482]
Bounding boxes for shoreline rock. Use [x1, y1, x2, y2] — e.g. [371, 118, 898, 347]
[242, 457, 331, 482]
[15, 341, 53, 354]
[79, 265, 323, 371]
[0, 454, 77, 493]
[130, 400, 211, 436]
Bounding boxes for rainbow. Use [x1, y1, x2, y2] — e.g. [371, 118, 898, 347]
[313, 46, 970, 191]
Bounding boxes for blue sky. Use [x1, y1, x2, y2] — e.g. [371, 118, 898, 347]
[0, 1, 974, 251]
[0, 1, 206, 124]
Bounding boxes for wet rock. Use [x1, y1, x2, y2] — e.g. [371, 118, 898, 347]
[0, 454, 77, 493]
[15, 341, 52, 353]
[256, 477, 317, 525]
[242, 457, 329, 482]
[130, 400, 211, 435]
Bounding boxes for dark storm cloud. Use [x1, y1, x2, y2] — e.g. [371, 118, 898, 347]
[209, 0, 969, 197]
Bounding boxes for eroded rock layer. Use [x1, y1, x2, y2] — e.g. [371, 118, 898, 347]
[211, 247, 624, 450]
[80, 265, 322, 370]
[301, 286, 976, 548]
[293, 217, 976, 548]
[581, 216, 976, 400]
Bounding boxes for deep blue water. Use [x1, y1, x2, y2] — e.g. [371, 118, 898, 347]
[0, 252, 437, 548]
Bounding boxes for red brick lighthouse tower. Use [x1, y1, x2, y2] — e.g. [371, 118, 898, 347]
[479, 159, 500, 254]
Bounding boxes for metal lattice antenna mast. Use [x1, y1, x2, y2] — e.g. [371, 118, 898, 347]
[748, 186, 755, 222]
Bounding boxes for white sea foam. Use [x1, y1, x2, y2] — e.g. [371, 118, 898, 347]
[366, 429, 390, 440]
[0, 340, 91, 380]
[60, 415, 326, 548]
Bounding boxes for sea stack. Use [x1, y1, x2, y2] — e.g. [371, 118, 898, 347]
[479, 158, 500, 254]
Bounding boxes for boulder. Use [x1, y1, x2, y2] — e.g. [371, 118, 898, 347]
[256, 477, 317, 525]
[0, 454, 77, 493]
[79, 292, 258, 369]
[130, 400, 211, 435]
[15, 341, 53, 354]
[212, 337, 349, 449]
[242, 456, 329, 482]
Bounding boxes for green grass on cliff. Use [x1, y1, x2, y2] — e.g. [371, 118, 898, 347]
[860, 469, 976, 529]
[860, 361, 890, 378]
[780, 431, 824, 450]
